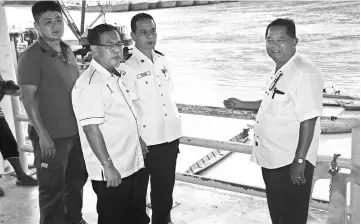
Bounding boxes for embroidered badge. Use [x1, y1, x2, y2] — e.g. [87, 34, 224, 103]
[41, 163, 48, 168]
[137, 71, 151, 79]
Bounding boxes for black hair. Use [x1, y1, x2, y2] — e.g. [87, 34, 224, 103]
[31, 1, 62, 23]
[131, 13, 155, 33]
[87, 24, 120, 45]
[265, 18, 296, 39]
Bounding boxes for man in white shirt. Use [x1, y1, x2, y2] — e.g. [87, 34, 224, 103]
[224, 18, 323, 224]
[117, 13, 182, 224]
[72, 24, 150, 224]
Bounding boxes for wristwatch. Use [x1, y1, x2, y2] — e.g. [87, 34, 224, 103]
[294, 158, 305, 164]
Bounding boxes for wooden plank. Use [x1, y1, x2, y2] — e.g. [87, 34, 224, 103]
[176, 104, 360, 133]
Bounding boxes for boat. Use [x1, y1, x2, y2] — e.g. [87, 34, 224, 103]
[158, 0, 177, 8]
[148, 0, 158, 9]
[129, 1, 149, 11]
[185, 128, 250, 174]
[208, 0, 220, 3]
[113, 2, 130, 12]
[194, 0, 208, 5]
[176, 0, 194, 6]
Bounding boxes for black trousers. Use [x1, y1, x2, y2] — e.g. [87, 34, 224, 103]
[0, 117, 19, 160]
[261, 161, 315, 224]
[91, 168, 150, 224]
[34, 134, 88, 224]
[146, 139, 179, 224]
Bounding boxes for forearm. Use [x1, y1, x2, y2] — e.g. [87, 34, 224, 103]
[83, 125, 111, 164]
[238, 100, 262, 110]
[294, 117, 318, 159]
[22, 96, 49, 136]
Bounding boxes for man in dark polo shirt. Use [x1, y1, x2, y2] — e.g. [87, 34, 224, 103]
[17, 2, 88, 224]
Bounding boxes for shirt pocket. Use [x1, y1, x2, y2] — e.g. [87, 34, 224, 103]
[265, 92, 291, 117]
[135, 75, 153, 100]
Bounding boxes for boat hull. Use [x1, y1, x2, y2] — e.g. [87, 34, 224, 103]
[194, 0, 208, 5]
[176, 0, 194, 6]
[148, 2, 158, 9]
[320, 116, 360, 134]
[129, 2, 149, 11]
[158, 0, 177, 8]
[113, 3, 130, 12]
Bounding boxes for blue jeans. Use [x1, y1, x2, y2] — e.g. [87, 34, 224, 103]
[34, 134, 88, 224]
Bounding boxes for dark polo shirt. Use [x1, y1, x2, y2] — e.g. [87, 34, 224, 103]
[17, 37, 79, 139]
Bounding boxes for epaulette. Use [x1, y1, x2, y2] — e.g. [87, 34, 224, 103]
[124, 53, 133, 61]
[154, 50, 164, 56]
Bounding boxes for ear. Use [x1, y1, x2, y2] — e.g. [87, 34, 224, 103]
[90, 45, 98, 56]
[34, 22, 40, 33]
[293, 37, 298, 46]
[130, 31, 136, 42]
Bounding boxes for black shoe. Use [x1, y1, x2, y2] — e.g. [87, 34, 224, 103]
[0, 186, 4, 197]
[73, 218, 88, 224]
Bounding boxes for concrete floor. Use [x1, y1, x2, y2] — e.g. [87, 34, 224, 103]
[0, 174, 328, 224]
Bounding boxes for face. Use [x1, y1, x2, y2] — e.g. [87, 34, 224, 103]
[92, 30, 123, 70]
[131, 18, 157, 51]
[34, 11, 64, 41]
[266, 26, 298, 65]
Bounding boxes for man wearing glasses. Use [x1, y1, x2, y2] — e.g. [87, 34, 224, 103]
[224, 18, 323, 224]
[72, 24, 150, 224]
[117, 13, 182, 224]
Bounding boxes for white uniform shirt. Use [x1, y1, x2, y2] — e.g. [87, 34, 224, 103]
[117, 47, 182, 146]
[251, 53, 324, 169]
[72, 59, 144, 181]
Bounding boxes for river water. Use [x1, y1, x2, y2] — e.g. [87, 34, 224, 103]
[5, 1, 360, 201]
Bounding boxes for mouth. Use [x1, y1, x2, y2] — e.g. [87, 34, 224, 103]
[113, 56, 121, 60]
[52, 31, 60, 35]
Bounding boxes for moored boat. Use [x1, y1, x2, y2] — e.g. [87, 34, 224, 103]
[158, 0, 177, 8]
[186, 128, 250, 174]
[129, 1, 149, 11]
[194, 0, 208, 5]
[176, 0, 194, 6]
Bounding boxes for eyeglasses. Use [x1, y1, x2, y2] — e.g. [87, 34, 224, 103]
[96, 43, 124, 50]
[269, 71, 283, 91]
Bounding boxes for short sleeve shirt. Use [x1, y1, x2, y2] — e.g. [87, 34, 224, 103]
[251, 53, 324, 169]
[116, 47, 182, 146]
[72, 59, 144, 180]
[16, 37, 79, 139]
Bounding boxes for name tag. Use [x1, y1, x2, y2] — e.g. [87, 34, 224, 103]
[137, 71, 151, 79]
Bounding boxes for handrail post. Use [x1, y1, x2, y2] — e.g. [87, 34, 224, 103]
[351, 126, 360, 224]
[0, 5, 28, 172]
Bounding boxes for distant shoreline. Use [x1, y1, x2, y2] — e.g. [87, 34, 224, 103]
[3, 1, 37, 7]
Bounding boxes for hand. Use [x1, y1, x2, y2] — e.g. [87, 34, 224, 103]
[223, 97, 242, 109]
[103, 162, 122, 188]
[289, 162, 306, 185]
[139, 137, 149, 159]
[39, 133, 56, 158]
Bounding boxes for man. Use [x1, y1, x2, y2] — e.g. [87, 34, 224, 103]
[72, 24, 150, 224]
[0, 75, 38, 197]
[17, 2, 88, 224]
[224, 18, 323, 224]
[117, 13, 182, 224]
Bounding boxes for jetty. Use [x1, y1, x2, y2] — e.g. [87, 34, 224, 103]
[81, 0, 224, 13]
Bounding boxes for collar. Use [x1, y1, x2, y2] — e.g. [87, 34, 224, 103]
[132, 47, 158, 64]
[89, 59, 114, 80]
[274, 51, 299, 74]
[38, 36, 69, 51]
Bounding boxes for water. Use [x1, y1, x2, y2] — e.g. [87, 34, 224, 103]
[5, 1, 360, 106]
[5, 1, 360, 202]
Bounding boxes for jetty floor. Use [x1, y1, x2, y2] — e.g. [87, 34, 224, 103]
[0, 174, 328, 224]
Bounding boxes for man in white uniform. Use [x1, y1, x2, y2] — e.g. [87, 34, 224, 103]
[117, 13, 182, 224]
[72, 24, 150, 224]
[224, 18, 323, 224]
